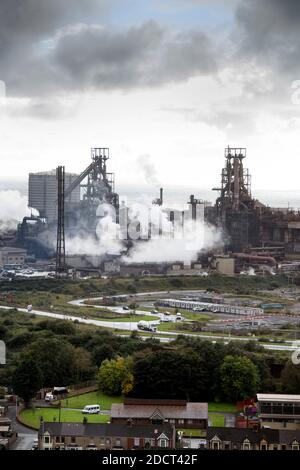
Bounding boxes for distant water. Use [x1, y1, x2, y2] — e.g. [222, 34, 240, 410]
[1, 178, 300, 210]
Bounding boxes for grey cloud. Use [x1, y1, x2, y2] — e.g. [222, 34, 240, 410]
[235, 0, 300, 75]
[52, 23, 217, 90]
[1, 19, 218, 98]
[0, 0, 108, 41]
[0, 0, 115, 97]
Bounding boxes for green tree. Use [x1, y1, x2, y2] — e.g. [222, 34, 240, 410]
[132, 350, 191, 399]
[220, 355, 260, 402]
[73, 348, 94, 382]
[97, 357, 134, 396]
[280, 360, 300, 393]
[92, 344, 114, 366]
[25, 337, 77, 387]
[12, 357, 43, 406]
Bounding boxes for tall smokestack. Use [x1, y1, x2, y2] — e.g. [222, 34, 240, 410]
[160, 188, 163, 206]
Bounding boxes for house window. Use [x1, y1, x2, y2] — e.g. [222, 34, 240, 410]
[224, 443, 230, 450]
[260, 444, 267, 450]
[243, 443, 250, 450]
[188, 420, 193, 425]
[281, 445, 286, 451]
[44, 437, 50, 444]
[106, 438, 111, 446]
[115, 438, 121, 447]
[55, 437, 60, 443]
[71, 437, 76, 444]
[292, 444, 299, 450]
[212, 442, 219, 450]
[145, 438, 155, 448]
[134, 438, 140, 447]
[273, 445, 278, 451]
[170, 419, 175, 424]
[178, 419, 184, 425]
[159, 439, 168, 448]
[61, 437, 65, 444]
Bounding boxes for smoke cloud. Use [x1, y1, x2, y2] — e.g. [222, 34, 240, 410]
[65, 203, 125, 261]
[124, 216, 223, 264]
[63, 199, 223, 265]
[0, 190, 36, 233]
[137, 154, 161, 188]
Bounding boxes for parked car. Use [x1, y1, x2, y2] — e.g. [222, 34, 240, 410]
[45, 393, 54, 402]
[82, 405, 101, 414]
[31, 439, 38, 450]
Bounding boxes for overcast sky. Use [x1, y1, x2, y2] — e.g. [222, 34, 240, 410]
[1, 0, 300, 195]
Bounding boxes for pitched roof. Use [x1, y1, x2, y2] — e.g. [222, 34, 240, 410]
[279, 430, 300, 445]
[207, 427, 279, 444]
[111, 402, 208, 420]
[38, 422, 174, 439]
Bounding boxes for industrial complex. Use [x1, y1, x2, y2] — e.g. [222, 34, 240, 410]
[1, 146, 300, 278]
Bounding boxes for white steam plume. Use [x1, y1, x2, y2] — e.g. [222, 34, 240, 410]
[123, 201, 223, 264]
[137, 154, 161, 187]
[0, 190, 37, 233]
[65, 203, 124, 260]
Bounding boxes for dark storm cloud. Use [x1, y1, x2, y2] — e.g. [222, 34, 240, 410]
[52, 23, 217, 90]
[0, 0, 107, 40]
[0, 0, 113, 97]
[0, 1, 217, 99]
[236, 0, 300, 74]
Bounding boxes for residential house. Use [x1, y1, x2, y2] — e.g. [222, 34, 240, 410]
[111, 398, 208, 431]
[207, 426, 300, 450]
[38, 422, 176, 450]
[0, 416, 16, 449]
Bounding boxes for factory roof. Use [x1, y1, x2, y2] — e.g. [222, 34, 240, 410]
[0, 247, 26, 253]
[29, 170, 78, 176]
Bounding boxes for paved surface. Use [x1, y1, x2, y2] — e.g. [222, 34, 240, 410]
[1, 304, 298, 350]
[10, 433, 37, 450]
[2, 287, 300, 351]
[6, 404, 37, 450]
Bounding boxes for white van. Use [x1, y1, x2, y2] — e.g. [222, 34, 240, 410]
[82, 404, 101, 414]
[45, 392, 54, 402]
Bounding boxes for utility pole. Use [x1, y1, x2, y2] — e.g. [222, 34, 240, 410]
[56, 166, 66, 275]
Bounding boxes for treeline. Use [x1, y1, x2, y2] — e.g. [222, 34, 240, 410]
[97, 337, 296, 403]
[1, 309, 299, 405]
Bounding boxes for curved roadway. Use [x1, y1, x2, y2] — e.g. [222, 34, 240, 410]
[1, 288, 299, 351]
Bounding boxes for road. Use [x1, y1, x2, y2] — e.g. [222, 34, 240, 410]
[1, 287, 299, 351]
[6, 404, 37, 450]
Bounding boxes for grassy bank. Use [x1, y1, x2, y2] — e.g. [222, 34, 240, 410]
[58, 391, 122, 410]
[20, 408, 110, 429]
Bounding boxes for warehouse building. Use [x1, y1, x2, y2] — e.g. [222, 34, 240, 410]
[257, 394, 300, 430]
[157, 298, 264, 316]
[0, 247, 27, 268]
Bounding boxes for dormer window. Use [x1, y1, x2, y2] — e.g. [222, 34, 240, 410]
[291, 442, 299, 451]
